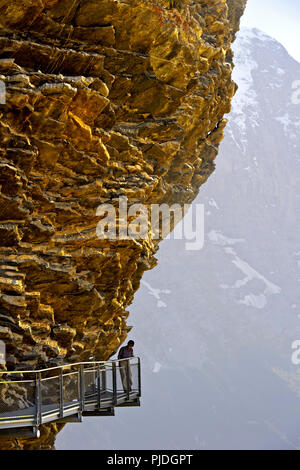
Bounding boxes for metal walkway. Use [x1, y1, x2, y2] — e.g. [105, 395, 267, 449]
[0, 357, 141, 438]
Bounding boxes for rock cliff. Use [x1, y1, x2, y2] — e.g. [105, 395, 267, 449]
[0, 0, 246, 449]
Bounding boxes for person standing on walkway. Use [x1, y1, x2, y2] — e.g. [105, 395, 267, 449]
[118, 340, 134, 393]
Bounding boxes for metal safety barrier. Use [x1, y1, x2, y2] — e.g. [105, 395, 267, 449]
[0, 357, 141, 438]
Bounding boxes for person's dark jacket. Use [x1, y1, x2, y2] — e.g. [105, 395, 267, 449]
[118, 346, 134, 360]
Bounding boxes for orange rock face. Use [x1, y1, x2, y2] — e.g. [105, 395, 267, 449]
[0, 0, 246, 448]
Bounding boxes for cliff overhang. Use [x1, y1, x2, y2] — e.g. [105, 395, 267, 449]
[0, 0, 247, 449]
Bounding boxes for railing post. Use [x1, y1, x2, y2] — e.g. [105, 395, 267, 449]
[112, 361, 117, 406]
[137, 357, 141, 397]
[35, 372, 42, 427]
[59, 369, 64, 418]
[79, 364, 85, 412]
[126, 359, 130, 400]
[77, 367, 81, 406]
[97, 365, 101, 410]
[101, 365, 106, 392]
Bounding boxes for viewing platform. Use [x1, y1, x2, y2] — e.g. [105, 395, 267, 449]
[0, 357, 141, 438]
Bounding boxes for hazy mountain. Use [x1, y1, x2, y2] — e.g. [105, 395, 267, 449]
[57, 28, 300, 450]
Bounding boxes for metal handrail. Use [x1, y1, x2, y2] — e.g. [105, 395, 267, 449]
[0, 356, 138, 376]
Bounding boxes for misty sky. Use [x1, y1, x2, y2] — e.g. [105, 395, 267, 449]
[241, 0, 300, 62]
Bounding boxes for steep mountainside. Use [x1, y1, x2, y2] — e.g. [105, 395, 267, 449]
[56, 28, 300, 450]
[0, 0, 246, 449]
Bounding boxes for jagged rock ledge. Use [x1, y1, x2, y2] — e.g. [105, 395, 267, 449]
[0, 0, 246, 449]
